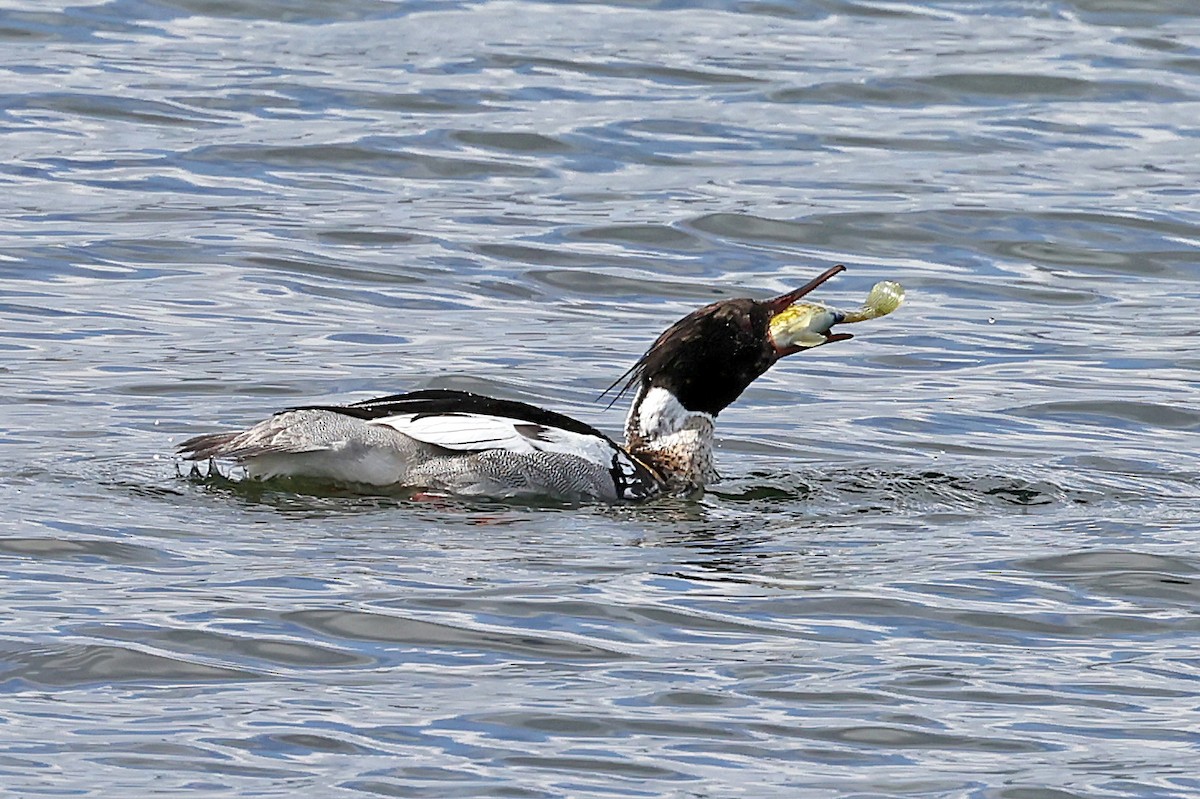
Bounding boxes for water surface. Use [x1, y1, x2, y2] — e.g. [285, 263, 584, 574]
[2, 0, 1199, 797]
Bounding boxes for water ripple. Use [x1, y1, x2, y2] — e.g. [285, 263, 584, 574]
[2, 0, 1200, 796]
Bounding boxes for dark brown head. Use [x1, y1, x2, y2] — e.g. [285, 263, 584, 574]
[607, 265, 853, 416]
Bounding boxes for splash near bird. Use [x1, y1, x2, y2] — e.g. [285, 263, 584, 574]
[178, 266, 904, 502]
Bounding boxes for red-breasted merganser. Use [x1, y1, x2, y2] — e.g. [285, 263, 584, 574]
[178, 266, 903, 502]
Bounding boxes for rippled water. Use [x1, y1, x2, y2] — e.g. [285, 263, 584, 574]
[3, 0, 1200, 796]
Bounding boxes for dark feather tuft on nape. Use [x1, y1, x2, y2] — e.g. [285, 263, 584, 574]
[599, 360, 644, 409]
[598, 298, 778, 417]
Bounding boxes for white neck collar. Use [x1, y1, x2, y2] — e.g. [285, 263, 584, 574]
[625, 385, 713, 445]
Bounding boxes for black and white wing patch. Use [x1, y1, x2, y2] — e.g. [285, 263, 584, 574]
[368, 412, 597, 456]
[300, 389, 622, 460]
[609, 450, 661, 501]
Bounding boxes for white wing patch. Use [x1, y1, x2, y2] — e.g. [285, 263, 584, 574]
[369, 412, 618, 464]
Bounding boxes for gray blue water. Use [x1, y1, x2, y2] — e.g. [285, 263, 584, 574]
[2, 0, 1199, 796]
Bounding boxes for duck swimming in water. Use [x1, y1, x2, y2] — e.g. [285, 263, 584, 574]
[178, 265, 903, 502]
